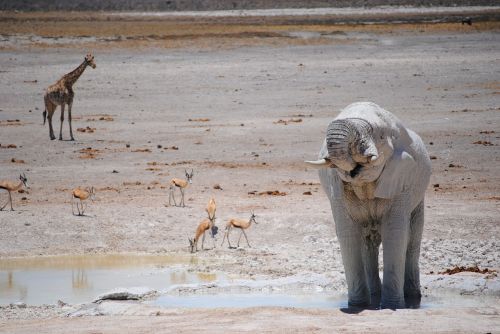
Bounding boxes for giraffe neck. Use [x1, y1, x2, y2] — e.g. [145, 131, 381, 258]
[63, 60, 88, 87]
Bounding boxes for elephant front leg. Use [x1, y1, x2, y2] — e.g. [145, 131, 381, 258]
[334, 203, 370, 308]
[363, 236, 382, 308]
[380, 193, 411, 309]
[404, 201, 425, 308]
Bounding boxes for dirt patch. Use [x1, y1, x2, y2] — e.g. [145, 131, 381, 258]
[78, 147, 101, 159]
[131, 148, 152, 153]
[76, 126, 96, 133]
[188, 118, 210, 122]
[473, 140, 495, 146]
[255, 190, 287, 196]
[0, 144, 17, 148]
[273, 118, 303, 125]
[0, 120, 22, 126]
[438, 265, 496, 275]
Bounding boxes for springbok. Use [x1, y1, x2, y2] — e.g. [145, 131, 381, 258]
[72, 187, 95, 216]
[221, 212, 257, 248]
[168, 169, 194, 207]
[189, 215, 217, 253]
[206, 197, 216, 220]
[0, 173, 28, 211]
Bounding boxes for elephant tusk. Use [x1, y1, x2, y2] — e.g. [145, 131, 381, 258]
[305, 158, 331, 168]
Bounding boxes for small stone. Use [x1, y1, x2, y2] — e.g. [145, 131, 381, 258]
[10, 302, 26, 308]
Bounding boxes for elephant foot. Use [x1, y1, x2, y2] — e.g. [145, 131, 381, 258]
[404, 291, 422, 309]
[340, 302, 373, 314]
[381, 297, 405, 310]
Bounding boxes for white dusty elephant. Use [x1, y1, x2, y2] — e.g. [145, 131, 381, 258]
[306, 102, 431, 310]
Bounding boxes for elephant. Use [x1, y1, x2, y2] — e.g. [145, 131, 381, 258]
[306, 102, 431, 310]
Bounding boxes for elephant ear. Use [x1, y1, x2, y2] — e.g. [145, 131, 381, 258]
[374, 148, 416, 199]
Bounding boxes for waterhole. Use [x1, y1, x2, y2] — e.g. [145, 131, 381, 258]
[151, 293, 346, 309]
[0, 254, 226, 306]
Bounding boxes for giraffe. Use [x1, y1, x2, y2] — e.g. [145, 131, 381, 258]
[43, 53, 96, 141]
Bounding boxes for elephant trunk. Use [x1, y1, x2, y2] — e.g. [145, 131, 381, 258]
[326, 118, 377, 171]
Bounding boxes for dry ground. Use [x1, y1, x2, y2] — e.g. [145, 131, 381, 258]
[0, 10, 499, 333]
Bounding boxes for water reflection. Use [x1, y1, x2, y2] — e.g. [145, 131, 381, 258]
[0, 254, 223, 306]
[72, 269, 89, 289]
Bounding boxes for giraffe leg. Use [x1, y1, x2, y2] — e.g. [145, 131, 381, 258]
[68, 102, 75, 141]
[45, 97, 56, 140]
[59, 104, 65, 140]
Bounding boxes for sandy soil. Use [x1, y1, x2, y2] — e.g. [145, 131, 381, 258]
[0, 10, 499, 333]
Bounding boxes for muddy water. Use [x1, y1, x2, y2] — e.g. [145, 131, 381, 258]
[0, 254, 226, 306]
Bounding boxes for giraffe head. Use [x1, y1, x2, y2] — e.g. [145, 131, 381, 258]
[85, 53, 96, 69]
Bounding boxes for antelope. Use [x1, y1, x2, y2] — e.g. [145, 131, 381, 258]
[168, 169, 194, 207]
[0, 173, 28, 211]
[72, 187, 95, 216]
[221, 212, 257, 249]
[189, 216, 217, 253]
[206, 197, 216, 220]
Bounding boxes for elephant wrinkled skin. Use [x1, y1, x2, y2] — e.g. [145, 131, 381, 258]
[306, 102, 431, 310]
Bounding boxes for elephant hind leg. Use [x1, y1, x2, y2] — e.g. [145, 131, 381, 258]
[404, 201, 425, 308]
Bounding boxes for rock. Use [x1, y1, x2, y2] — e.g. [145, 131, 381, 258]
[10, 302, 27, 308]
[94, 287, 155, 302]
